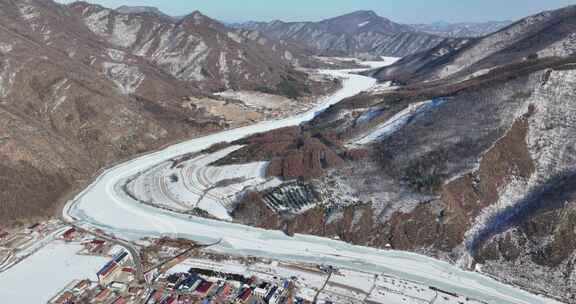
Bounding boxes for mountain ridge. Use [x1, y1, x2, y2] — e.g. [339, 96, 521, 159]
[235, 10, 446, 58]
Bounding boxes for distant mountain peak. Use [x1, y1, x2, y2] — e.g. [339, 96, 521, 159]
[348, 10, 379, 17]
[328, 10, 383, 22]
[115, 5, 170, 17]
[179, 10, 225, 29]
[184, 10, 211, 22]
[317, 9, 411, 35]
[234, 10, 443, 58]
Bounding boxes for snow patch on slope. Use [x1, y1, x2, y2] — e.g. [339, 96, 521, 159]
[49, 78, 72, 113]
[84, 9, 111, 35]
[351, 98, 446, 146]
[102, 62, 144, 94]
[0, 59, 15, 98]
[17, 2, 40, 21]
[107, 48, 126, 62]
[358, 21, 371, 28]
[109, 15, 142, 48]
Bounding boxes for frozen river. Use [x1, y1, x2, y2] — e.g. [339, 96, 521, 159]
[64, 60, 561, 304]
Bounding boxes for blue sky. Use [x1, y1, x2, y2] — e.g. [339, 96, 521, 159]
[58, 0, 576, 23]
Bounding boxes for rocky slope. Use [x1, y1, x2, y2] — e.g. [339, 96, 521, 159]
[69, 1, 317, 92]
[236, 11, 446, 58]
[370, 5, 576, 84]
[114, 5, 174, 20]
[227, 5, 576, 302]
[0, 0, 329, 227]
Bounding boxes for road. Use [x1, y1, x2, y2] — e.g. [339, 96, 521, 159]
[313, 270, 333, 303]
[146, 239, 222, 275]
[59, 216, 146, 283]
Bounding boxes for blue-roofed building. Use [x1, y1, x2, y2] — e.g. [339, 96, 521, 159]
[114, 251, 129, 263]
[265, 286, 278, 303]
[179, 275, 200, 290]
[97, 250, 133, 286]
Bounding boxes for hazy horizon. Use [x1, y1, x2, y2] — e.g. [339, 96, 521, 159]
[56, 0, 576, 24]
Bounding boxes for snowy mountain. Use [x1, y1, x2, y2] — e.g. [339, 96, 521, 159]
[370, 5, 576, 84]
[236, 10, 446, 58]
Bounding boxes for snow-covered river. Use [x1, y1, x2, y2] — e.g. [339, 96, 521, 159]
[64, 60, 560, 304]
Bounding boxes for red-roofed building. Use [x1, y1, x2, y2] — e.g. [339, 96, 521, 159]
[62, 228, 76, 240]
[215, 283, 232, 301]
[50, 290, 74, 304]
[195, 281, 214, 295]
[113, 297, 126, 304]
[235, 288, 252, 304]
[94, 288, 112, 302]
[73, 279, 91, 292]
[152, 290, 163, 301]
[163, 296, 175, 304]
[247, 276, 257, 286]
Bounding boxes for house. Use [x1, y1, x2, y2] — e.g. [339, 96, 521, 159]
[264, 286, 279, 303]
[268, 287, 285, 304]
[72, 279, 91, 293]
[128, 286, 144, 296]
[97, 251, 132, 286]
[62, 228, 77, 240]
[177, 294, 195, 303]
[214, 283, 232, 302]
[179, 275, 201, 291]
[28, 223, 40, 231]
[147, 290, 163, 304]
[195, 281, 214, 295]
[254, 287, 268, 300]
[110, 282, 128, 292]
[93, 288, 113, 303]
[166, 273, 184, 290]
[86, 239, 106, 253]
[50, 290, 74, 304]
[235, 288, 252, 304]
[161, 296, 175, 304]
[246, 276, 257, 286]
[113, 297, 126, 304]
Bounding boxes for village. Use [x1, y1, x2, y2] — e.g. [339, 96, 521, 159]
[0, 220, 487, 304]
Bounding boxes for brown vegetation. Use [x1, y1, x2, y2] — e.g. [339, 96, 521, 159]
[214, 126, 347, 180]
[0, 161, 71, 227]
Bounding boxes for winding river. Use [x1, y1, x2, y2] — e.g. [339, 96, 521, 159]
[64, 61, 560, 304]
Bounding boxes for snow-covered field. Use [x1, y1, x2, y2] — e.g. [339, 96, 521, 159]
[127, 145, 270, 219]
[0, 223, 68, 273]
[63, 61, 562, 304]
[0, 241, 107, 303]
[214, 90, 294, 110]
